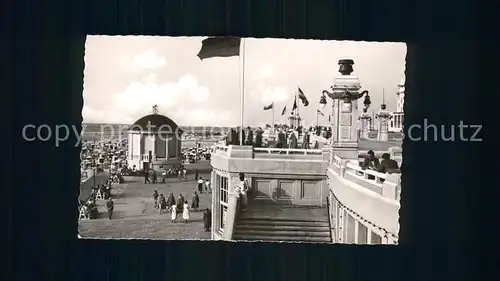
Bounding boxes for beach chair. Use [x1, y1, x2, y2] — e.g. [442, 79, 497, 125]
[95, 189, 104, 200]
[79, 206, 88, 220]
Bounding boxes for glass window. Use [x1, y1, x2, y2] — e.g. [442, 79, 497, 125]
[220, 176, 228, 204]
[357, 222, 368, 244]
[371, 232, 382, 244]
[220, 205, 227, 231]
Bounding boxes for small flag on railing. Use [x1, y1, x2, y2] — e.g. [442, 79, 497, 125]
[263, 102, 274, 110]
[281, 105, 286, 116]
[317, 109, 324, 116]
[298, 87, 309, 106]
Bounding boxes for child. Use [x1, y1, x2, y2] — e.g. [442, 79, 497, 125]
[170, 204, 177, 223]
[153, 190, 159, 209]
[182, 200, 190, 223]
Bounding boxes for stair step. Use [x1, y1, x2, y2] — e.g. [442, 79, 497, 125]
[237, 219, 329, 227]
[233, 234, 331, 243]
[239, 217, 327, 223]
[235, 224, 329, 232]
[234, 229, 330, 237]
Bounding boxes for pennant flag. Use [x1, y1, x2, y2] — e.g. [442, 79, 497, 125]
[292, 98, 297, 111]
[328, 115, 331, 122]
[263, 102, 274, 110]
[281, 105, 287, 116]
[298, 87, 309, 106]
[197, 37, 241, 60]
[317, 109, 324, 116]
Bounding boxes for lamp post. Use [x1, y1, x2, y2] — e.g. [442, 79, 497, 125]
[358, 96, 372, 139]
[320, 59, 371, 159]
[375, 103, 391, 141]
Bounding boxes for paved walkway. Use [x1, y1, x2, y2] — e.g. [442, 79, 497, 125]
[78, 172, 212, 240]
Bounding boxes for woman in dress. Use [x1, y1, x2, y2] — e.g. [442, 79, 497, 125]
[170, 204, 177, 223]
[182, 200, 190, 223]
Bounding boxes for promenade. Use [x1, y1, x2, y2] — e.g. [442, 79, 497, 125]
[78, 172, 212, 240]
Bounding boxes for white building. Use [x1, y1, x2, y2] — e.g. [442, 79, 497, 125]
[127, 112, 183, 172]
[389, 76, 405, 132]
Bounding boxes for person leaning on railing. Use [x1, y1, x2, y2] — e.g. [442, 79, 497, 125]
[376, 153, 400, 174]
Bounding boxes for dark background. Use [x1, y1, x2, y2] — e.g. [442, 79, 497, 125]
[4, 0, 485, 280]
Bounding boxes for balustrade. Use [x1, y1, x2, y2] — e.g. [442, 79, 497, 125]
[253, 147, 323, 156]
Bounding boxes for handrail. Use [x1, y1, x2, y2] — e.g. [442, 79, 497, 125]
[326, 196, 333, 243]
[253, 147, 323, 155]
[345, 161, 387, 185]
[328, 189, 398, 243]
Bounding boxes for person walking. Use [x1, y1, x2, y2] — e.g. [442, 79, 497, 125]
[158, 194, 167, 214]
[182, 201, 190, 223]
[170, 204, 177, 223]
[106, 198, 114, 220]
[205, 179, 211, 193]
[197, 177, 204, 193]
[191, 191, 200, 212]
[203, 208, 212, 232]
[152, 190, 159, 209]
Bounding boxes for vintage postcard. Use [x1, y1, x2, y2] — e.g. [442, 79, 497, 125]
[78, 36, 405, 244]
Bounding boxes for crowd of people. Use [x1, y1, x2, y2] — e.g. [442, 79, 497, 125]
[152, 190, 212, 231]
[224, 124, 332, 149]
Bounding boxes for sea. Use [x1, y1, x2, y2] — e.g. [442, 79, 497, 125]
[81, 123, 226, 147]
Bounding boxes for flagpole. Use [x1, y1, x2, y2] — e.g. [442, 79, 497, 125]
[316, 111, 318, 127]
[240, 38, 246, 146]
[272, 103, 275, 130]
[295, 94, 298, 128]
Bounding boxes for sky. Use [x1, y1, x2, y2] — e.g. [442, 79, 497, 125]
[83, 36, 406, 127]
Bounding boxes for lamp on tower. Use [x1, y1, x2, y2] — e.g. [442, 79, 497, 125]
[363, 93, 372, 110]
[319, 94, 327, 109]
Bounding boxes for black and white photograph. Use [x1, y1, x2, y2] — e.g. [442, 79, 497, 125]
[78, 36, 406, 244]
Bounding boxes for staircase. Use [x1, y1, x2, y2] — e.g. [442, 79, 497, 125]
[232, 205, 332, 243]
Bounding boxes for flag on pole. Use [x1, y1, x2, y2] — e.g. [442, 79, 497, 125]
[317, 109, 324, 116]
[328, 115, 331, 122]
[292, 98, 297, 112]
[197, 37, 241, 60]
[263, 102, 274, 110]
[298, 87, 309, 106]
[281, 105, 286, 116]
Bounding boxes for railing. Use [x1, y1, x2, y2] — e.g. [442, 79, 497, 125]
[253, 147, 323, 156]
[329, 189, 399, 244]
[141, 154, 157, 161]
[345, 161, 387, 186]
[221, 190, 240, 240]
[325, 196, 334, 243]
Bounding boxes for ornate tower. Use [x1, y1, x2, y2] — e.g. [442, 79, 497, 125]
[321, 59, 370, 159]
[376, 91, 391, 141]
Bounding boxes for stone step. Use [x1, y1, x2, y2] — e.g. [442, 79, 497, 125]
[235, 224, 330, 232]
[232, 234, 331, 243]
[234, 229, 331, 238]
[238, 218, 329, 227]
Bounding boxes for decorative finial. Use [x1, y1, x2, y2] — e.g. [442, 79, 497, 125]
[152, 105, 159, 115]
[381, 89, 386, 110]
[338, 59, 354, 75]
